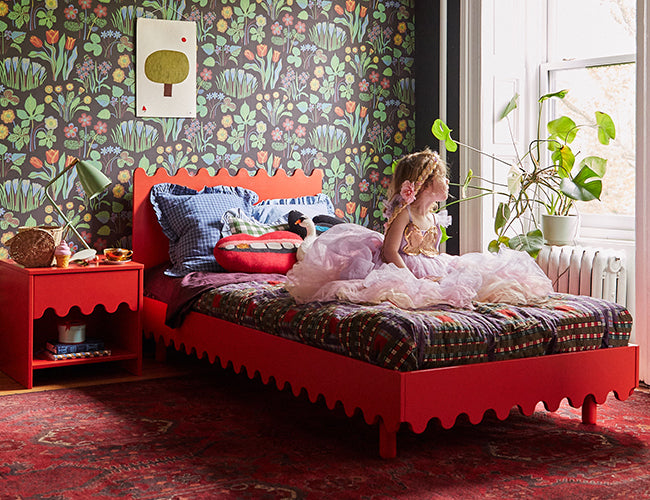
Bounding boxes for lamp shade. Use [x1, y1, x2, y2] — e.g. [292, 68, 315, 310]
[75, 160, 111, 200]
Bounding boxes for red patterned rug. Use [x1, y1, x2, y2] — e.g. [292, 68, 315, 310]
[1, 368, 649, 499]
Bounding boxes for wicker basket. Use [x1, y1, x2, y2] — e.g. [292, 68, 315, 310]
[7, 226, 66, 267]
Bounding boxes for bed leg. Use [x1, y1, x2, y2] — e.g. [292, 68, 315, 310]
[378, 420, 397, 459]
[581, 394, 597, 425]
[154, 338, 167, 362]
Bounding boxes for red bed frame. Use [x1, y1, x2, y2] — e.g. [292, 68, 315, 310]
[132, 167, 639, 458]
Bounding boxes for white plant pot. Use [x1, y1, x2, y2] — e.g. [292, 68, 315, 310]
[541, 214, 578, 246]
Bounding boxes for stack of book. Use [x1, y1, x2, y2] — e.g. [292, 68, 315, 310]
[43, 339, 111, 361]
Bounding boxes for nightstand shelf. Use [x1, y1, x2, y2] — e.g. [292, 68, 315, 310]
[0, 258, 144, 388]
[32, 348, 138, 369]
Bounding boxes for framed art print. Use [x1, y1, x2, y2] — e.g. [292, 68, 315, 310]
[136, 18, 197, 118]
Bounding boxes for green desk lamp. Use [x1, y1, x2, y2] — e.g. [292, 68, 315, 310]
[44, 157, 111, 260]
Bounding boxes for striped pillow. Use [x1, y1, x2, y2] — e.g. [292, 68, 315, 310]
[225, 213, 290, 237]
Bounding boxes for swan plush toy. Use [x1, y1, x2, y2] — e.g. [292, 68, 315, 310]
[294, 215, 317, 261]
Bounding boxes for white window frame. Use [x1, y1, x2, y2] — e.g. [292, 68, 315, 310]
[458, 0, 647, 381]
[539, 54, 636, 245]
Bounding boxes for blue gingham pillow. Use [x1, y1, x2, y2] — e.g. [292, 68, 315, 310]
[150, 183, 259, 277]
[251, 193, 335, 224]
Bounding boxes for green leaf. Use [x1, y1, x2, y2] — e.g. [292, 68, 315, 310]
[578, 155, 607, 178]
[440, 226, 449, 244]
[547, 116, 577, 143]
[201, 153, 215, 165]
[431, 119, 457, 152]
[95, 211, 111, 224]
[24, 94, 37, 114]
[95, 94, 110, 107]
[552, 145, 575, 177]
[508, 229, 544, 258]
[560, 158, 607, 201]
[494, 202, 510, 232]
[539, 89, 568, 103]
[537, 89, 569, 103]
[488, 239, 501, 253]
[596, 111, 616, 145]
[499, 93, 519, 120]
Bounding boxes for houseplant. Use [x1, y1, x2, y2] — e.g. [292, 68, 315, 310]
[432, 89, 616, 257]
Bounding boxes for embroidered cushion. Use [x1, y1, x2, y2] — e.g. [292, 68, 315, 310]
[213, 231, 303, 274]
[150, 183, 259, 277]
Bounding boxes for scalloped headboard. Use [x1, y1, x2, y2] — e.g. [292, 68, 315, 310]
[132, 168, 324, 270]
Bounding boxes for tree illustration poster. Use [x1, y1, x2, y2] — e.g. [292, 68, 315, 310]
[136, 18, 196, 118]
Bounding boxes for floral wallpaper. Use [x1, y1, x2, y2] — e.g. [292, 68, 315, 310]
[0, 0, 416, 257]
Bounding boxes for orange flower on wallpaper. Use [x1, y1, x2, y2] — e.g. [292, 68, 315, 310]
[30, 157, 43, 168]
[345, 101, 357, 114]
[257, 150, 268, 164]
[45, 149, 60, 164]
[30, 36, 43, 48]
[65, 36, 76, 50]
[244, 49, 255, 61]
[360, 206, 367, 218]
[346, 202, 356, 215]
[346, 0, 356, 13]
[257, 44, 268, 57]
[45, 30, 60, 45]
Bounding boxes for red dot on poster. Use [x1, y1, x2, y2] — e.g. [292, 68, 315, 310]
[181, 37, 187, 42]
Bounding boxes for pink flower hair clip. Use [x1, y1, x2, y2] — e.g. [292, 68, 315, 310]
[400, 180, 417, 205]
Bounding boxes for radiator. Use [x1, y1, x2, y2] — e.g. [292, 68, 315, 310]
[537, 245, 627, 306]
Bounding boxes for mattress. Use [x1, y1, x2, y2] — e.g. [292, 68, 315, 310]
[188, 279, 632, 372]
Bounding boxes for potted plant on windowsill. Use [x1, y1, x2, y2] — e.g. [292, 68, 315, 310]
[432, 89, 616, 257]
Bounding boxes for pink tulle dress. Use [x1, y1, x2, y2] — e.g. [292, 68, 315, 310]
[285, 214, 554, 309]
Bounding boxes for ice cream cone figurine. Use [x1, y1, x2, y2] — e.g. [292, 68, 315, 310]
[55, 240, 71, 268]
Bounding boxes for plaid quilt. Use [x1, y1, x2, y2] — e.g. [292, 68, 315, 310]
[193, 282, 632, 372]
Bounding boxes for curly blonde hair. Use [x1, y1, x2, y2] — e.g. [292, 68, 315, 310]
[383, 148, 447, 228]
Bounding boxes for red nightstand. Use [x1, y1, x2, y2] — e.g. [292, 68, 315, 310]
[0, 257, 143, 388]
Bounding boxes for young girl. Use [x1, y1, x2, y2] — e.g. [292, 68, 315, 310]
[285, 149, 553, 309]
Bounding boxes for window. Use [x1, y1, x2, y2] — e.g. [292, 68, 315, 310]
[543, 0, 636, 240]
